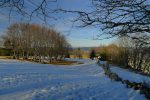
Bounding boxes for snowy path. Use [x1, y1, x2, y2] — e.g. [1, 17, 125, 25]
[0, 59, 146, 100]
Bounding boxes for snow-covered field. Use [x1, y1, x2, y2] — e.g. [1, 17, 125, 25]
[0, 59, 146, 100]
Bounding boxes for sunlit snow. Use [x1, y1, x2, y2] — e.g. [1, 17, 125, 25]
[0, 59, 146, 100]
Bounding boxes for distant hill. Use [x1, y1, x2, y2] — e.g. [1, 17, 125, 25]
[73, 47, 96, 51]
[80, 47, 91, 51]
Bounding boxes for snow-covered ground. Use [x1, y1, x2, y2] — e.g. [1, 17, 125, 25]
[110, 66, 150, 85]
[0, 59, 147, 100]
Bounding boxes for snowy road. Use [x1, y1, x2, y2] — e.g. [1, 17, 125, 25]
[0, 59, 146, 100]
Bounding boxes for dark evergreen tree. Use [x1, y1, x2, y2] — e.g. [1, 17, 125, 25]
[90, 50, 96, 60]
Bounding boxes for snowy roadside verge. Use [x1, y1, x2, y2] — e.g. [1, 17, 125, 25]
[98, 61, 150, 99]
[110, 66, 150, 87]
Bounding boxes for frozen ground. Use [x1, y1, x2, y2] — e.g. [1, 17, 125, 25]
[110, 66, 150, 85]
[0, 59, 147, 100]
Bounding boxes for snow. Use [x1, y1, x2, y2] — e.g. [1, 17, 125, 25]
[0, 59, 146, 100]
[110, 66, 150, 85]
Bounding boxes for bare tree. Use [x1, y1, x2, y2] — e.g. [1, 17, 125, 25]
[0, 0, 57, 22]
[117, 35, 150, 73]
[129, 36, 150, 72]
[56, 0, 150, 42]
[2, 23, 71, 62]
[1, 0, 150, 41]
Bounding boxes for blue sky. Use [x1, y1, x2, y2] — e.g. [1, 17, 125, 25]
[0, 0, 115, 47]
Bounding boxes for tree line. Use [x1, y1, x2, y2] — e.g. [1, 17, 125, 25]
[2, 23, 71, 62]
[93, 36, 150, 74]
